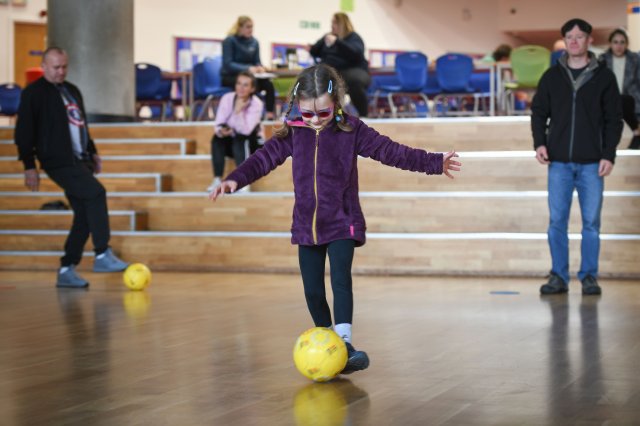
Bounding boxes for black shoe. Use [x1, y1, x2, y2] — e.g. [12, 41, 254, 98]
[628, 135, 640, 149]
[540, 273, 568, 295]
[341, 342, 370, 374]
[581, 275, 602, 295]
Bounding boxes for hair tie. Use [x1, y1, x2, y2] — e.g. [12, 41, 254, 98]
[293, 82, 300, 97]
[335, 107, 343, 122]
[328, 80, 333, 94]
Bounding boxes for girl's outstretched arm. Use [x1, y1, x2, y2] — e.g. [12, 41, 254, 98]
[443, 151, 461, 179]
[209, 180, 238, 201]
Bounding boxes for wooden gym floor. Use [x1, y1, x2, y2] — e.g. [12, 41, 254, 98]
[1, 270, 639, 425]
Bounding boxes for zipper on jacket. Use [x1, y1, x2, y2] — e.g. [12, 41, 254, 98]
[312, 128, 320, 244]
[569, 90, 576, 160]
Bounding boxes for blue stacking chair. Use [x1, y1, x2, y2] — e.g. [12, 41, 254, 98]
[433, 53, 477, 116]
[422, 71, 442, 97]
[191, 56, 232, 121]
[135, 63, 172, 121]
[368, 73, 399, 118]
[149, 78, 174, 120]
[375, 52, 430, 118]
[469, 72, 493, 115]
[436, 53, 475, 93]
[0, 83, 22, 120]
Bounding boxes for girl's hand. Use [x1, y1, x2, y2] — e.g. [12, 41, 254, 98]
[209, 180, 238, 201]
[443, 151, 461, 179]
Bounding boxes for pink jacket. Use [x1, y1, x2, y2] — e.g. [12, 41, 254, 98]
[213, 92, 263, 136]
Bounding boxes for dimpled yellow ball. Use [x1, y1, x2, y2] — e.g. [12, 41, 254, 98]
[293, 327, 348, 382]
[123, 263, 151, 291]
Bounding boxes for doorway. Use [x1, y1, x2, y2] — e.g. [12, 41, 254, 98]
[14, 22, 47, 88]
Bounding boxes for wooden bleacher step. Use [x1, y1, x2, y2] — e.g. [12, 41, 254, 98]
[0, 173, 172, 192]
[0, 210, 148, 231]
[0, 119, 637, 277]
[0, 118, 634, 155]
[0, 231, 637, 277]
[0, 191, 638, 234]
[0, 138, 196, 157]
[93, 138, 197, 155]
[3, 151, 638, 192]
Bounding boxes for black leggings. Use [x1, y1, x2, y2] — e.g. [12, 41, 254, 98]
[211, 132, 256, 178]
[298, 239, 355, 327]
[339, 68, 371, 118]
[621, 94, 639, 131]
[45, 162, 111, 266]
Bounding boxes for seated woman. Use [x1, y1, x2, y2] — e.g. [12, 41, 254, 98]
[600, 28, 640, 149]
[309, 12, 370, 117]
[207, 71, 263, 192]
[221, 16, 275, 120]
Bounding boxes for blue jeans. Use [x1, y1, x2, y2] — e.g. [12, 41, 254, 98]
[547, 162, 603, 284]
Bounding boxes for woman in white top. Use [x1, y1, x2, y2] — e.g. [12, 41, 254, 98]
[600, 28, 640, 149]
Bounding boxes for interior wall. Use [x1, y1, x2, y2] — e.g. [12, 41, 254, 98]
[133, 0, 517, 70]
[0, 0, 47, 84]
[0, 0, 630, 85]
[497, 0, 627, 31]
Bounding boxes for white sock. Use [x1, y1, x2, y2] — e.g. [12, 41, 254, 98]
[96, 252, 106, 259]
[59, 266, 70, 273]
[334, 323, 352, 343]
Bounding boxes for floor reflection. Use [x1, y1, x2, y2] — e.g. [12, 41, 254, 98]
[293, 378, 370, 426]
[122, 290, 151, 321]
[35, 289, 115, 425]
[543, 294, 604, 423]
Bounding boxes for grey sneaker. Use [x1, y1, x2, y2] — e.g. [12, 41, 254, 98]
[540, 273, 568, 295]
[93, 248, 129, 272]
[581, 275, 602, 295]
[56, 265, 89, 288]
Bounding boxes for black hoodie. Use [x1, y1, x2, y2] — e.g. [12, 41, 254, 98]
[531, 52, 623, 163]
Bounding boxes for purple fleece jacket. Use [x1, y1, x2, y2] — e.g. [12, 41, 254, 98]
[225, 115, 444, 247]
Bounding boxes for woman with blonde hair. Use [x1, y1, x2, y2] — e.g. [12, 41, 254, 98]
[221, 16, 275, 119]
[310, 13, 371, 117]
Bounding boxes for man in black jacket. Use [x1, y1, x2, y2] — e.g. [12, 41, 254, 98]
[15, 47, 128, 289]
[531, 19, 623, 296]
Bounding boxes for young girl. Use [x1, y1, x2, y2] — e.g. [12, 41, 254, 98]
[209, 64, 461, 374]
[207, 71, 264, 192]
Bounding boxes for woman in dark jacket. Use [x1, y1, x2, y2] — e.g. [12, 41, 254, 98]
[221, 16, 275, 119]
[600, 28, 640, 148]
[309, 12, 371, 117]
